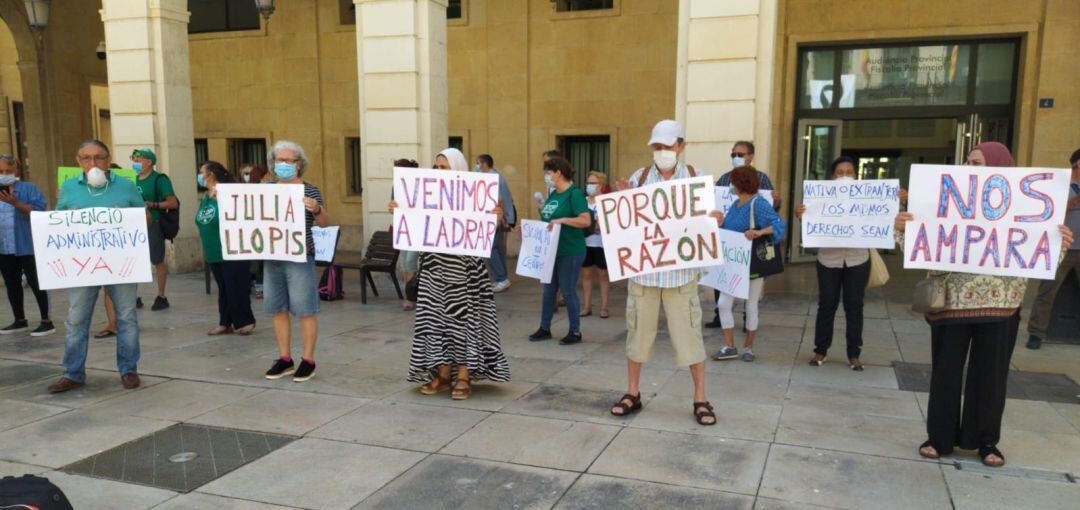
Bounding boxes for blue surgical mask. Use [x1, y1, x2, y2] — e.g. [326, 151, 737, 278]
[729, 185, 738, 196]
[544, 173, 554, 188]
[0, 174, 16, 186]
[197, 173, 207, 187]
[586, 184, 598, 196]
[274, 162, 298, 181]
[474, 164, 482, 172]
[133, 162, 143, 172]
[731, 156, 745, 168]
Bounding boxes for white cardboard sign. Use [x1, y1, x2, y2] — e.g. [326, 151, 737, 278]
[800, 179, 900, 249]
[217, 183, 308, 262]
[31, 208, 152, 290]
[391, 167, 500, 258]
[715, 187, 773, 215]
[311, 226, 340, 263]
[698, 228, 753, 299]
[515, 219, 561, 283]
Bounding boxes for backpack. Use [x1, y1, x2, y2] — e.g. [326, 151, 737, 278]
[153, 172, 180, 241]
[584, 206, 598, 238]
[318, 265, 344, 301]
[0, 474, 74, 510]
[636, 163, 697, 187]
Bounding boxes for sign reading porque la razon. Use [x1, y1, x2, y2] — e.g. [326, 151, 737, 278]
[597, 176, 721, 281]
[903, 164, 1070, 280]
[31, 207, 153, 290]
[391, 167, 500, 258]
[217, 183, 308, 262]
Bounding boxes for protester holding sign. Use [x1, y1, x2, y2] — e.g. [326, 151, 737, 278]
[390, 148, 510, 400]
[0, 155, 53, 337]
[196, 161, 255, 336]
[47, 140, 147, 394]
[580, 171, 611, 319]
[607, 119, 716, 426]
[895, 142, 1075, 468]
[795, 157, 871, 371]
[261, 141, 329, 383]
[713, 166, 786, 363]
[528, 157, 590, 345]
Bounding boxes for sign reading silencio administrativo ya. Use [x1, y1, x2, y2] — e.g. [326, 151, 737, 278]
[217, 183, 308, 262]
[698, 228, 753, 299]
[391, 166, 500, 258]
[31, 207, 153, 290]
[903, 164, 1070, 280]
[596, 175, 721, 281]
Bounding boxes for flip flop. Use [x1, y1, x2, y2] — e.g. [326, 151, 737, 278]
[94, 329, 116, 339]
[580, 310, 592, 317]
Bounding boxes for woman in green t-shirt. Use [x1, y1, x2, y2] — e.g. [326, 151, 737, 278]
[528, 157, 592, 345]
[197, 161, 255, 335]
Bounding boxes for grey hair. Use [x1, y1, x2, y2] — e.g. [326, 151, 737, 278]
[267, 140, 308, 174]
[76, 139, 111, 156]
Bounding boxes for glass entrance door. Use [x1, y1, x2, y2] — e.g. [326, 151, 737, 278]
[791, 119, 843, 263]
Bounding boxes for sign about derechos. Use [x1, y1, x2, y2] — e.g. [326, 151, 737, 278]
[515, 219, 561, 283]
[392, 167, 500, 258]
[903, 164, 1070, 280]
[714, 187, 773, 215]
[597, 175, 720, 281]
[31, 207, 152, 290]
[217, 183, 308, 262]
[800, 179, 900, 249]
[311, 226, 340, 263]
[699, 229, 753, 299]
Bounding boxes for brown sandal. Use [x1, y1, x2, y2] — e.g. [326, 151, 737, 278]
[693, 401, 717, 426]
[419, 375, 452, 395]
[610, 393, 642, 416]
[451, 378, 471, 400]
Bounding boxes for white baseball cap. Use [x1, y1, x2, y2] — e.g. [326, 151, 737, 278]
[648, 119, 685, 147]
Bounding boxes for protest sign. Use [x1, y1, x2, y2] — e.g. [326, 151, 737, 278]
[31, 208, 152, 290]
[391, 166, 500, 258]
[903, 164, 1069, 280]
[596, 175, 720, 281]
[699, 229, 753, 299]
[800, 179, 899, 249]
[311, 226, 340, 263]
[217, 183, 308, 262]
[715, 187, 773, 215]
[515, 219, 561, 283]
[57, 166, 137, 188]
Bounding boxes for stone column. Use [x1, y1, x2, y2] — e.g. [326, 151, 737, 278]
[355, 0, 449, 244]
[675, 0, 779, 181]
[100, 0, 199, 271]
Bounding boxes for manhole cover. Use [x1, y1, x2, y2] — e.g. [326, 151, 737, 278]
[893, 361, 1080, 403]
[62, 424, 295, 493]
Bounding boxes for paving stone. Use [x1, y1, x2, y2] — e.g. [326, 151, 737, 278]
[1050, 402, 1080, 433]
[500, 384, 635, 425]
[554, 474, 754, 509]
[0, 460, 46, 477]
[310, 401, 488, 452]
[45, 471, 176, 509]
[995, 428, 1080, 475]
[200, 438, 424, 510]
[189, 389, 369, 436]
[154, 492, 300, 510]
[785, 382, 923, 419]
[1000, 399, 1078, 435]
[354, 455, 576, 510]
[550, 361, 675, 393]
[0, 408, 172, 468]
[945, 469, 1080, 510]
[0, 398, 68, 431]
[775, 403, 927, 460]
[753, 497, 843, 509]
[588, 428, 769, 495]
[441, 413, 618, 471]
[789, 361, 899, 390]
[0, 369, 169, 409]
[388, 379, 538, 412]
[759, 445, 951, 510]
[0, 359, 58, 388]
[662, 371, 789, 406]
[84, 380, 265, 422]
[629, 393, 781, 442]
[505, 356, 574, 382]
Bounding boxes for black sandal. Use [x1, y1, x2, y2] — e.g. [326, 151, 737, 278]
[610, 393, 642, 417]
[693, 401, 716, 426]
[978, 445, 1005, 467]
[849, 359, 865, 372]
[918, 440, 940, 459]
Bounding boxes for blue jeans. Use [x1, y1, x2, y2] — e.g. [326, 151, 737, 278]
[540, 253, 586, 334]
[489, 228, 508, 282]
[63, 284, 140, 382]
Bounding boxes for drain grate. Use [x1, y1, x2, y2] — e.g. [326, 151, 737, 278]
[62, 423, 294, 493]
[893, 361, 1080, 404]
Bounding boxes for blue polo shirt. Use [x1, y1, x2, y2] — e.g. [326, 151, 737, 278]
[0, 181, 47, 256]
[57, 172, 146, 211]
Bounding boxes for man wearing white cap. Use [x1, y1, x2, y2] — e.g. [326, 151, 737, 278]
[608, 119, 717, 426]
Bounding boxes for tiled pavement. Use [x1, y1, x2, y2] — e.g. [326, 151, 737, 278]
[0, 255, 1078, 509]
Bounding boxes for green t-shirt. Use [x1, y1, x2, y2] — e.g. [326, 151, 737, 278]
[195, 194, 222, 263]
[540, 184, 589, 256]
[136, 171, 175, 222]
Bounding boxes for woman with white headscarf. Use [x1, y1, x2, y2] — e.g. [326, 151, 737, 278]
[388, 148, 510, 399]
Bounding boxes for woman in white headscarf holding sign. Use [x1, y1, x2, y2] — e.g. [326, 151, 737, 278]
[388, 148, 510, 400]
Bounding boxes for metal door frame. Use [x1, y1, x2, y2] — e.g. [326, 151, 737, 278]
[791, 118, 843, 263]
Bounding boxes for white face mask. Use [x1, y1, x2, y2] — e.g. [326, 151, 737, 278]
[732, 156, 746, 168]
[653, 150, 678, 170]
[242, 174, 251, 183]
[836, 176, 854, 181]
[86, 167, 108, 188]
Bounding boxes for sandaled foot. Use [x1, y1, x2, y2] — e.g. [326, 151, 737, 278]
[918, 440, 940, 459]
[610, 393, 642, 417]
[979, 445, 1005, 467]
[693, 401, 716, 426]
[809, 354, 826, 366]
[580, 309, 592, 317]
[419, 375, 452, 395]
[849, 358, 864, 371]
[451, 378, 471, 400]
[235, 324, 256, 336]
[600, 308, 609, 319]
[208, 325, 233, 336]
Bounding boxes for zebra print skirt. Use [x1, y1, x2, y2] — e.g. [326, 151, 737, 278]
[407, 253, 510, 383]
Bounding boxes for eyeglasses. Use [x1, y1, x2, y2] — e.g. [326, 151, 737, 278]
[77, 155, 109, 163]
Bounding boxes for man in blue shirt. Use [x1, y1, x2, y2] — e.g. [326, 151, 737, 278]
[476, 154, 516, 292]
[0, 155, 52, 336]
[48, 140, 147, 394]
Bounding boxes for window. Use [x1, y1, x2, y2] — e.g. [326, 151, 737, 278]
[448, 136, 464, 153]
[339, 0, 355, 25]
[194, 139, 208, 191]
[558, 135, 610, 190]
[188, 0, 260, 34]
[448, 0, 462, 19]
[975, 42, 1016, 105]
[345, 137, 362, 196]
[556, 0, 614, 12]
[228, 138, 267, 174]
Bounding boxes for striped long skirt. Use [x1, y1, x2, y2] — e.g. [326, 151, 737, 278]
[407, 253, 510, 383]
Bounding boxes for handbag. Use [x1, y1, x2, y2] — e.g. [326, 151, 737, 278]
[747, 196, 784, 279]
[911, 271, 948, 314]
[866, 249, 889, 289]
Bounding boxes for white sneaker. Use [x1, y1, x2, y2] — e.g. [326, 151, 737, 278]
[492, 280, 512, 293]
